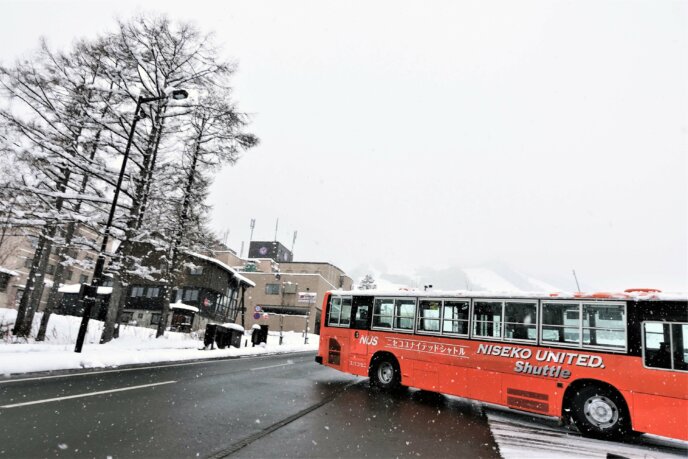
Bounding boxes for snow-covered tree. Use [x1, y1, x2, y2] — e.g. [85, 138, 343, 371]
[97, 16, 258, 341]
[359, 274, 377, 290]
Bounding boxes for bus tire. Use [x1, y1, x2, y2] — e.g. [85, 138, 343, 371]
[569, 384, 631, 440]
[370, 355, 401, 391]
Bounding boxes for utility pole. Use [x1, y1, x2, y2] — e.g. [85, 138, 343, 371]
[274, 218, 279, 241]
[75, 89, 189, 353]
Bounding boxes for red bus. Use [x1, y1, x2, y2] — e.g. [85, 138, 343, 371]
[315, 289, 688, 441]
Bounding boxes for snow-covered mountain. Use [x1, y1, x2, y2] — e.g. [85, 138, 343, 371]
[350, 262, 567, 293]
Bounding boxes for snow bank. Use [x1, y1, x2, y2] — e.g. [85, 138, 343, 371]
[0, 308, 318, 376]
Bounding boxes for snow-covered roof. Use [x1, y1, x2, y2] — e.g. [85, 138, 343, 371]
[58, 284, 113, 295]
[332, 289, 687, 301]
[187, 251, 256, 287]
[0, 267, 19, 277]
[220, 322, 244, 332]
[170, 301, 199, 313]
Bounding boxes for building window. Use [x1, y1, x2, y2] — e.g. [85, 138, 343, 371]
[79, 274, 89, 284]
[65, 270, 73, 281]
[189, 266, 203, 275]
[46, 264, 56, 275]
[0, 273, 10, 292]
[121, 312, 132, 323]
[151, 313, 161, 325]
[24, 258, 33, 269]
[183, 289, 199, 301]
[146, 287, 160, 298]
[265, 284, 280, 295]
[130, 286, 146, 297]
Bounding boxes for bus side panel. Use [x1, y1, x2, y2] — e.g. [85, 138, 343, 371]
[500, 373, 562, 417]
[438, 364, 469, 398]
[466, 368, 502, 405]
[632, 394, 688, 441]
[412, 360, 439, 391]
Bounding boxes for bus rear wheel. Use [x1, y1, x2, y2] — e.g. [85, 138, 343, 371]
[370, 356, 401, 390]
[569, 385, 631, 440]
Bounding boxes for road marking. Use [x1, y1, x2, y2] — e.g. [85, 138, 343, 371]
[250, 362, 294, 371]
[0, 380, 176, 409]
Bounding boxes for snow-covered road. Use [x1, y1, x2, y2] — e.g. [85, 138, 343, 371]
[487, 408, 687, 459]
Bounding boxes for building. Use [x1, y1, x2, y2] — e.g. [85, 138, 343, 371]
[247, 241, 293, 262]
[212, 249, 353, 334]
[57, 248, 255, 333]
[0, 226, 113, 311]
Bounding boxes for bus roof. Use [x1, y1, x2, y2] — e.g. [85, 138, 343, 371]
[326, 289, 687, 301]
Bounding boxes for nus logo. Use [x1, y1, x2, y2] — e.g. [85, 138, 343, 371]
[359, 336, 378, 346]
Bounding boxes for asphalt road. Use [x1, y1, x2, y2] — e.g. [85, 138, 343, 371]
[1, 352, 685, 459]
[0, 352, 498, 458]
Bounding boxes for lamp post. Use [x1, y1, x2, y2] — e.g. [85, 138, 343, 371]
[74, 89, 188, 353]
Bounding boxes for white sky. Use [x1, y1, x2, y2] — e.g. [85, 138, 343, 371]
[2, 1, 686, 291]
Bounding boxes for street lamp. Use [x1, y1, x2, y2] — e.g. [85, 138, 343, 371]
[74, 89, 188, 353]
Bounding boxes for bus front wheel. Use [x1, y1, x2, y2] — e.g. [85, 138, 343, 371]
[569, 384, 631, 440]
[370, 356, 401, 390]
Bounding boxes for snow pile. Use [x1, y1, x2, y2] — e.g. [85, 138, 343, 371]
[0, 308, 318, 376]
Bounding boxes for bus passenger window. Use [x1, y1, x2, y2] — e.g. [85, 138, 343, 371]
[473, 301, 503, 338]
[328, 297, 342, 326]
[541, 303, 580, 345]
[395, 299, 416, 330]
[373, 299, 394, 329]
[644, 322, 672, 369]
[417, 300, 440, 332]
[340, 297, 352, 326]
[582, 304, 626, 349]
[671, 324, 688, 371]
[442, 300, 469, 335]
[504, 301, 537, 341]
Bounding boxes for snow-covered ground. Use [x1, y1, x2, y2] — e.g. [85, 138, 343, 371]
[0, 308, 318, 376]
[486, 409, 688, 459]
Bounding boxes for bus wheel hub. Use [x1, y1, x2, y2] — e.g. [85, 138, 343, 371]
[585, 396, 617, 427]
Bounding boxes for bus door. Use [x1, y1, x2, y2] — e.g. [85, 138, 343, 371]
[348, 296, 374, 376]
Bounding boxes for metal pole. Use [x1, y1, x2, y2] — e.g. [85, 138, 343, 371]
[279, 314, 283, 345]
[75, 97, 143, 353]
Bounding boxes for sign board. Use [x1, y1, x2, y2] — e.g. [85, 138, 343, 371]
[254, 306, 262, 312]
[263, 313, 269, 319]
[298, 292, 317, 304]
[253, 312, 261, 320]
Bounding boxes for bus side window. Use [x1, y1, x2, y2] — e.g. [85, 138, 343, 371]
[671, 324, 688, 371]
[353, 304, 370, 329]
[644, 322, 672, 369]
